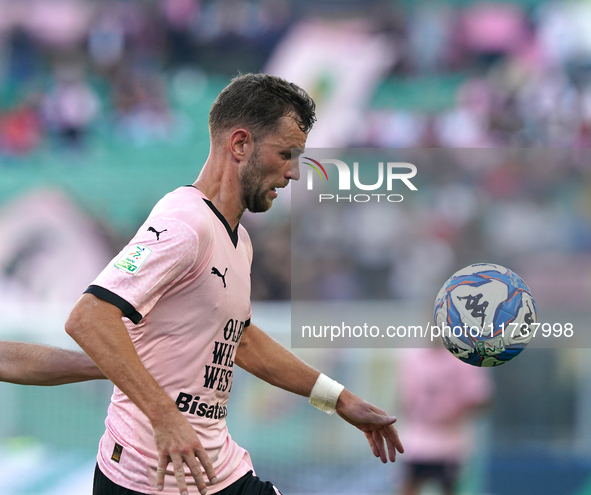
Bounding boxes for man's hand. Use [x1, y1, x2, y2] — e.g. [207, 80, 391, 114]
[152, 409, 218, 495]
[235, 325, 404, 463]
[335, 389, 404, 463]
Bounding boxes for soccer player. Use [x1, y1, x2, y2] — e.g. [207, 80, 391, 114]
[398, 346, 492, 495]
[2, 73, 403, 495]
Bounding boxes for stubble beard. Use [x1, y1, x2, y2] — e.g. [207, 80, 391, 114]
[239, 146, 274, 213]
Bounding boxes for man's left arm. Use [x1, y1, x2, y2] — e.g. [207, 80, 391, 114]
[234, 323, 404, 463]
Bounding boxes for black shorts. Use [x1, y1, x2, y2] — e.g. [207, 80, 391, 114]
[406, 461, 460, 491]
[93, 464, 281, 495]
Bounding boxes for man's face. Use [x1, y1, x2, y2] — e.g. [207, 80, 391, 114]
[239, 115, 306, 213]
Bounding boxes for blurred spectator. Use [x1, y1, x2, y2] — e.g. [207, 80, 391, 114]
[192, 0, 292, 73]
[536, 1, 591, 70]
[162, 0, 200, 66]
[88, 8, 126, 69]
[111, 72, 173, 146]
[407, 3, 454, 74]
[0, 101, 42, 155]
[22, 0, 94, 49]
[42, 66, 100, 149]
[4, 28, 41, 84]
[459, 2, 530, 67]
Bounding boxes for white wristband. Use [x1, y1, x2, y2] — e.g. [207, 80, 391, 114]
[309, 373, 345, 415]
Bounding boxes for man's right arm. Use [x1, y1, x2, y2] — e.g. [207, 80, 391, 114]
[0, 341, 105, 385]
[65, 293, 217, 495]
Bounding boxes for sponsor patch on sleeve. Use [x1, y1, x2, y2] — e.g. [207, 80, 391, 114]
[114, 244, 152, 275]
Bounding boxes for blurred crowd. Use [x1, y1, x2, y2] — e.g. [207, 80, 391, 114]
[4, 0, 591, 152]
[0, 0, 591, 303]
[292, 150, 591, 308]
[0, 0, 291, 154]
[360, 1, 591, 148]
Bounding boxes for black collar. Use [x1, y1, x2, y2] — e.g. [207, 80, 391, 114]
[185, 185, 240, 248]
[203, 199, 239, 248]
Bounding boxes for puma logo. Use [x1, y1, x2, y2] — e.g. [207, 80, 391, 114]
[211, 267, 228, 288]
[148, 226, 168, 241]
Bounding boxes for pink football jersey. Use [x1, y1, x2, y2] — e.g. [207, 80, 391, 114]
[399, 348, 493, 463]
[86, 186, 254, 493]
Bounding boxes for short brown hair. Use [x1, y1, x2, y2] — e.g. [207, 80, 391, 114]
[209, 73, 316, 142]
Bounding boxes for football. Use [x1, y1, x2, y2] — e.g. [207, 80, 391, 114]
[433, 263, 537, 367]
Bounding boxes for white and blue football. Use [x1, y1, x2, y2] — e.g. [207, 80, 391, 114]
[434, 263, 537, 367]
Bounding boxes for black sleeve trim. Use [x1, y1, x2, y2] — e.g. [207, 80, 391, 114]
[84, 285, 143, 324]
[245, 318, 251, 327]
